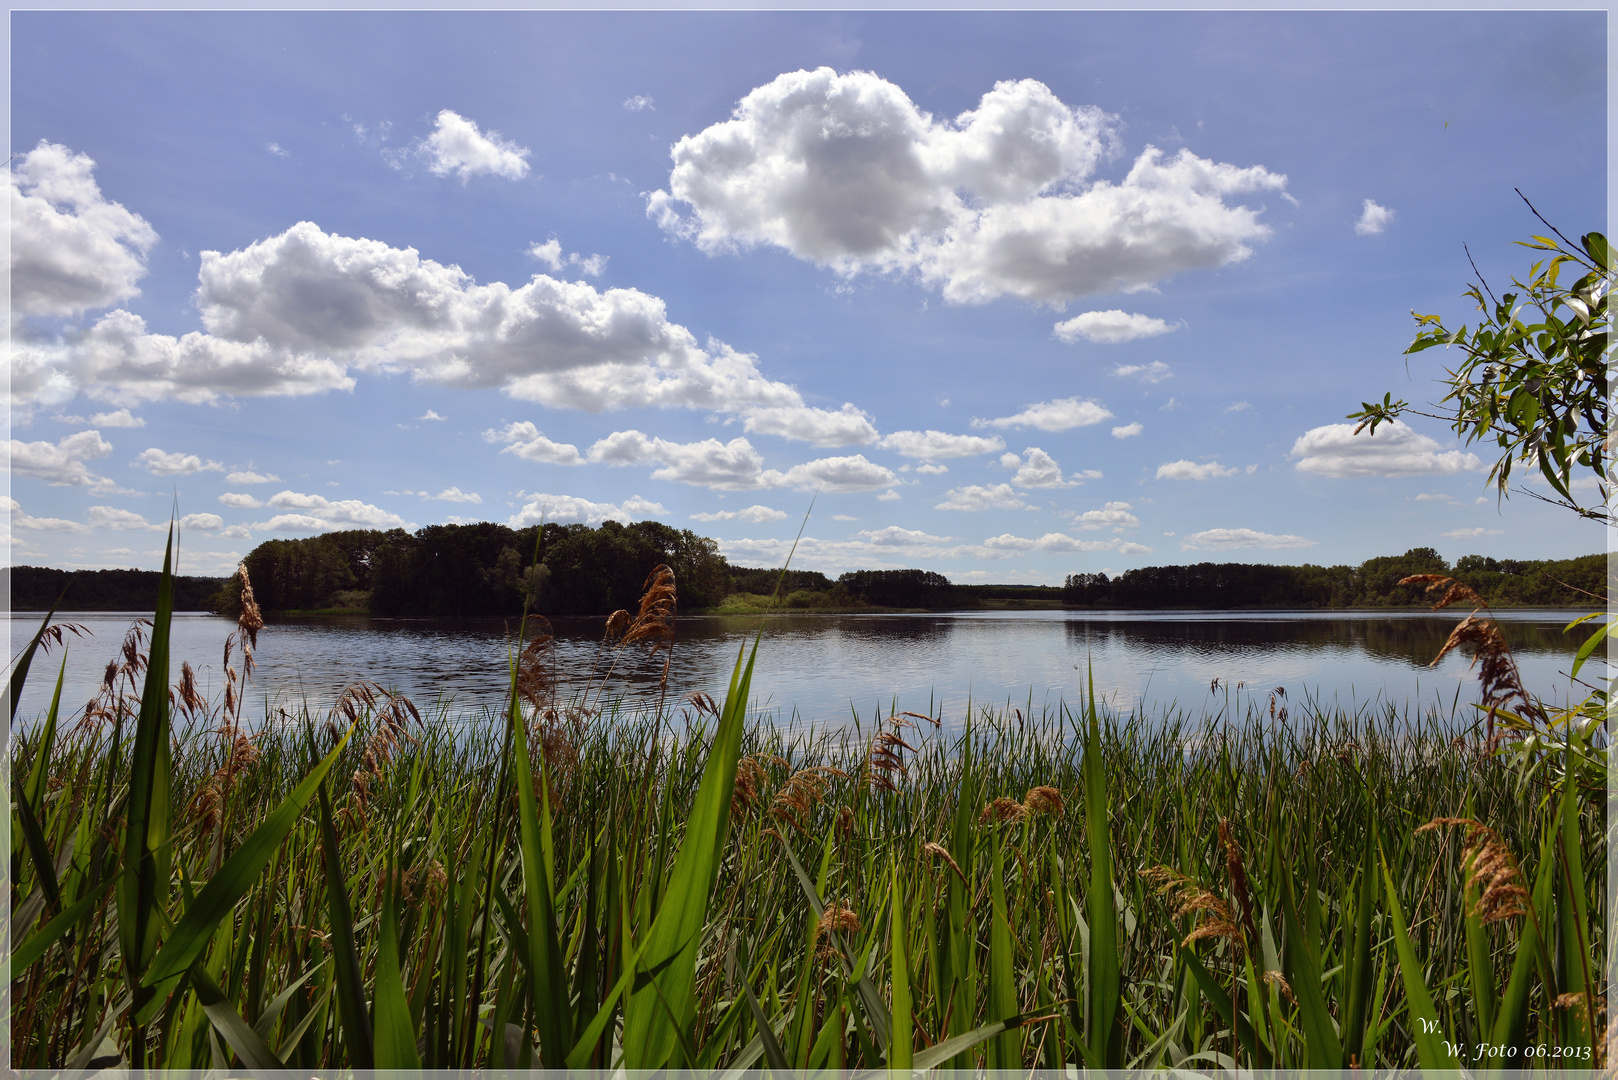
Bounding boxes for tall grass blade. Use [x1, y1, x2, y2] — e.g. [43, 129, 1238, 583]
[511, 687, 572, 1065]
[316, 782, 373, 1067]
[6, 591, 65, 720]
[373, 864, 422, 1069]
[117, 522, 176, 1057]
[889, 858, 913, 1072]
[619, 635, 754, 1067]
[1082, 659, 1123, 1067]
[1379, 853, 1452, 1071]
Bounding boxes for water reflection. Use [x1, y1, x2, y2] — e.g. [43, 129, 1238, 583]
[10, 608, 1591, 731]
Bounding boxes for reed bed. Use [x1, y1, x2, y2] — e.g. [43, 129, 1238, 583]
[6, 538, 1606, 1073]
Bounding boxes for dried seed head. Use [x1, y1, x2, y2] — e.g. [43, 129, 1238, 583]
[835, 805, 856, 840]
[980, 796, 1029, 825]
[1416, 817, 1530, 925]
[1023, 785, 1065, 816]
[770, 766, 846, 831]
[236, 563, 265, 649]
[1141, 865, 1244, 952]
[924, 841, 968, 886]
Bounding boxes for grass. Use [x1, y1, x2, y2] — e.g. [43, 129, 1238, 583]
[6, 538, 1607, 1072]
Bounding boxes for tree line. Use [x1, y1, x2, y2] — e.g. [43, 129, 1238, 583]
[1061, 548, 1606, 609]
[11, 531, 1603, 614]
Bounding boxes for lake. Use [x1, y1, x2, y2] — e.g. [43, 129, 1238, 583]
[8, 607, 1600, 732]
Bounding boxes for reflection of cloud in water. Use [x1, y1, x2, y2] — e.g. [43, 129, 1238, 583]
[10, 608, 1591, 731]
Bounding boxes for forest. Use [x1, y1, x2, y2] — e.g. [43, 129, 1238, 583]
[9, 529, 1603, 615]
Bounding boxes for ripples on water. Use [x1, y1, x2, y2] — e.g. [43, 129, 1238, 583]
[9, 608, 1596, 733]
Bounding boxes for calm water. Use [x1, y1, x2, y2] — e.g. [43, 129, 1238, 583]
[8, 607, 1600, 731]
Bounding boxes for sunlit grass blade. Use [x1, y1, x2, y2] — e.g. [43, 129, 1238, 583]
[889, 858, 913, 1072]
[117, 522, 176, 1059]
[373, 860, 421, 1069]
[22, 652, 67, 822]
[1379, 852, 1452, 1071]
[1340, 809, 1379, 1066]
[619, 633, 753, 1068]
[986, 830, 1018, 1069]
[1082, 658, 1123, 1067]
[741, 977, 793, 1075]
[190, 961, 284, 1070]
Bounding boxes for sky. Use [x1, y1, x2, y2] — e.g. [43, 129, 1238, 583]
[5, 10, 1609, 583]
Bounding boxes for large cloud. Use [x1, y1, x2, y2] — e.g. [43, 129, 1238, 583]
[1291, 420, 1485, 478]
[6, 429, 120, 490]
[934, 482, 1032, 512]
[10, 141, 158, 317]
[136, 447, 225, 476]
[877, 429, 1003, 460]
[3, 497, 89, 534]
[254, 490, 411, 533]
[648, 68, 1286, 304]
[485, 421, 586, 466]
[507, 492, 663, 528]
[974, 397, 1112, 432]
[587, 430, 898, 492]
[21, 221, 865, 433]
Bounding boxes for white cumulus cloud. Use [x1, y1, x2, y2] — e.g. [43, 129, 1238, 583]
[255, 490, 411, 533]
[1156, 459, 1237, 480]
[89, 408, 144, 428]
[88, 505, 161, 531]
[136, 447, 225, 476]
[10, 140, 159, 317]
[429, 487, 482, 504]
[226, 470, 279, 484]
[743, 403, 878, 446]
[3, 497, 89, 533]
[1112, 421, 1143, 439]
[218, 493, 263, 509]
[1071, 501, 1139, 531]
[935, 482, 1032, 512]
[507, 493, 660, 528]
[691, 504, 790, 523]
[485, 421, 586, 466]
[1355, 199, 1395, 236]
[1291, 420, 1484, 478]
[415, 110, 531, 182]
[1002, 447, 1077, 488]
[588, 430, 897, 492]
[1443, 527, 1505, 540]
[7, 430, 117, 489]
[1180, 528, 1316, 551]
[648, 68, 1286, 305]
[974, 396, 1112, 432]
[1053, 310, 1177, 344]
[877, 429, 1003, 460]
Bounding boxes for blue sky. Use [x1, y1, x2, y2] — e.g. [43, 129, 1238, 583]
[6, 10, 1607, 581]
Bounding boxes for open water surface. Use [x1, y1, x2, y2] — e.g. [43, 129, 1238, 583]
[8, 607, 1601, 732]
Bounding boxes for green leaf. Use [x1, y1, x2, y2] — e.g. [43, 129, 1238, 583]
[619, 634, 754, 1068]
[1082, 659, 1123, 1067]
[118, 522, 176, 1033]
[316, 781, 373, 1068]
[511, 685, 573, 1065]
[889, 859, 913, 1072]
[740, 977, 793, 1075]
[372, 863, 421, 1069]
[911, 1012, 1043, 1072]
[147, 723, 354, 984]
[1379, 853, 1453, 1071]
[191, 961, 285, 1071]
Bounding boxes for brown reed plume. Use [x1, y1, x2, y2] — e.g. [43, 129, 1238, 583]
[864, 713, 918, 792]
[814, 901, 860, 964]
[589, 564, 678, 712]
[1414, 817, 1531, 925]
[1140, 865, 1244, 953]
[770, 765, 847, 832]
[979, 796, 1028, 825]
[1401, 573, 1542, 734]
[335, 680, 423, 825]
[1218, 818, 1260, 950]
[731, 754, 789, 816]
[76, 619, 151, 732]
[924, 841, 968, 886]
[516, 616, 557, 711]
